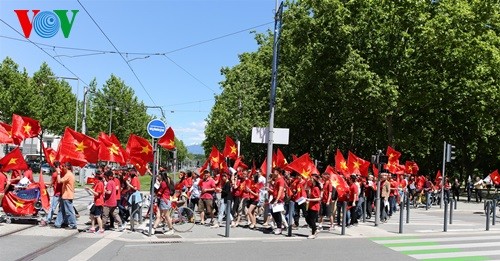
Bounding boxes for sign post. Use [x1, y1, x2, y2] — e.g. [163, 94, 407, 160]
[146, 119, 167, 236]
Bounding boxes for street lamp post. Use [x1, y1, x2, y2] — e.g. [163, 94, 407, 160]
[49, 76, 79, 130]
[108, 106, 119, 135]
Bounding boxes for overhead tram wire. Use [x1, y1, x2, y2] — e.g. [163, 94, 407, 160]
[162, 54, 217, 95]
[161, 99, 214, 107]
[0, 21, 273, 57]
[76, 0, 157, 106]
[0, 19, 89, 87]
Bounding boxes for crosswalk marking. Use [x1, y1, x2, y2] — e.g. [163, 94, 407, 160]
[372, 232, 500, 260]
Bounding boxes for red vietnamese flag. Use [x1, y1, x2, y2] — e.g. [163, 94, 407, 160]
[347, 151, 370, 177]
[233, 156, 248, 170]
[0, 147, 29, 171]
[218, 152, 229, 173]
[58, 128, 99, 167]
[385, 160, 399, 174]
[405, 161, 419, 175]
[98, 132, 127, 165]
[0, 122, 14, 144]
[251, 160, 256, 175]
[489, 170, 500, 186]
[325, 165, 336, 176]
[372, 164, 379, 178]
[11, 114, 41, 142]
[42, 143, 57, 167]
[126, 134, 153, 165]
[208, 146, 221, 169]
[291, 154, 298, 161]
[197, 158, 209, 174]
[335, 149, 349, 177]
[331, 173, 350, 200]
[395, 164, 405, 175]
[285, 153, 319, 179]
[434, 170, 442, 184]
[158, 127, 176, 150]
[260, 158, 268, 175]
[386, 146, 401, 163]
[1, 192, 36, 215]
[38, 169, 50, 211]
[130, 158, 148, 176]
[275, 148, 288, 168]
[222, 136, 237, 160]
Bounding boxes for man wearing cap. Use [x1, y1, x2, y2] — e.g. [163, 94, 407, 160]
[54, 162, 77, 229]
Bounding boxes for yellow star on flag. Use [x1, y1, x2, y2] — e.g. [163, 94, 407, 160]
[332, 179, 339, 187]
[408, 165, 413, 171]
[7, 130, 12, 137]
[23, 123, 32, 135]
[141, 145, 151, 154]
[109, 144, 119, 155]
[8, 158, 17, 165]
[14, 200, 24, 209]
[75, 141, 87, 152]
[49, 154, 55, 163]
[230, 145, 237, 155]
[211, 156, 219, 163]
[340, 161, 348, 170]
[389, 153, 394, 159]
[42, 189, 47, 196]
[353, 161, 361, 169]
[168, 140, 175, 147]
[300, 168, 311, 178]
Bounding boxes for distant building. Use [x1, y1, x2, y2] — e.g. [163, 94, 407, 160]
[0, 133, 61, 158]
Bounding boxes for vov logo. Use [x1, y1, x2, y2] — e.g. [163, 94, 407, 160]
[14, 10, 79, 38]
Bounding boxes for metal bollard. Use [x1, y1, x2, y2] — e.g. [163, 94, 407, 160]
[225, 199, 231, 237]
[493, 199, 497, 226]
[449, 199, 453, 224]
[406, 193, 410, 224]
[362, 198, 366, 223]
[341, 201, 347, 235]
[486, 200, 491, 231]
[425, 192, 429, 210]
[287, 201, 294, 237]
[443, 198, 448, 232]
[399, 195, 404, 234]
[454, 199, 457, 210]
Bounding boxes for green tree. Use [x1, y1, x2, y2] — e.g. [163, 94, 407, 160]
[87, 74, 151, 143]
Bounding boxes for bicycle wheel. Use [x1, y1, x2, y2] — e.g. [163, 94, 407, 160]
[170, 207, 195, 232]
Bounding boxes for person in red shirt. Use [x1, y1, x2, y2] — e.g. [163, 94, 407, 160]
[23, 167, 35, 183]
[291, 173, 307, 228]
[246, 173, 263, 229]
[305, 174, 322, 239]
[269, 168, 285, 235]
[102, 171, 125, 231]
[318, 172, 334, 231]
[199, 170, 216, 225]
[348, 175, 360, 226]
[150, 172, 174, 235]
[40, 162, 63, 226]
[85, 171, 105, 233]
[126, 169, 141, 222]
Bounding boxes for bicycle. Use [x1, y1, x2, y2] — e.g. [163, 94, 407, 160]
[169, 195, 195, 232]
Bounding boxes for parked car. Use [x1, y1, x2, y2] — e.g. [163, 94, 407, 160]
[40, 163, 52, 175]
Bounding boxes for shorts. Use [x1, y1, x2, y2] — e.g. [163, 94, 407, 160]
[90, 205, 103, 216]
[198, 199, 213, 213]
[246, 199, 258, 208]
[159, 199, 172, 211]
[320, 202, 333, 217]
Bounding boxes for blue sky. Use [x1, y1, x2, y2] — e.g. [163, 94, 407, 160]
[0, 0, 277, 145]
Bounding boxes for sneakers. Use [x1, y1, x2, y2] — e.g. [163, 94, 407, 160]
[249, 224, 255, 229]
[96, 229, 104, 234]
[291, 225, 298, 230]
[328, 226, 335, 232]
[210, 223, 220, 228]
[143, 229, 155, 235]
[274, 228, 282, 235]
[317, 226, 323, 231]
[164, 230, 174, 235]
[118, 224, 126, 232]
[39, 220, 47, 227]
[307, 234, 317, 239]
[86, 228, 96, 233]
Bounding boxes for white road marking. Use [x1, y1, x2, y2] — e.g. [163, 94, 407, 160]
[124, 244, 171, 247]
[391, 241, 500, 251]
[411, 249, 500, 259]
[374, 234, 500, 244]
[68, 238, 113, 261]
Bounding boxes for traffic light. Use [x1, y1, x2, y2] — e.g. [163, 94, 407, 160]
[446, 143, 456, 162]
